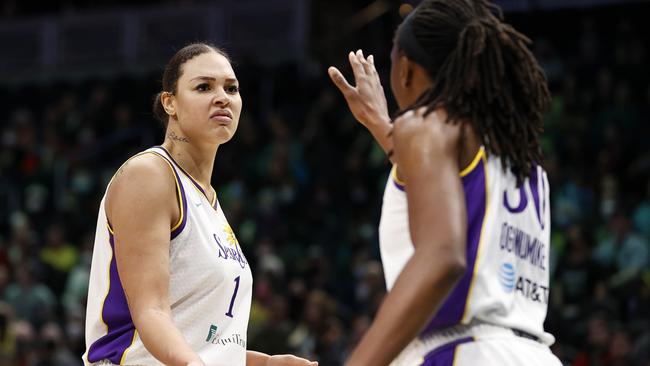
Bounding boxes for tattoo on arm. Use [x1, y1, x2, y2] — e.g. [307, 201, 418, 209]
[167, 131, 190, 143]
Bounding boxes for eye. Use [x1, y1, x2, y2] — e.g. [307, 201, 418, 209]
[226, 85, 240, 94]
[196, 83, 211, 92]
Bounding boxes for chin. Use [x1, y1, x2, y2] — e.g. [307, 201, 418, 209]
[204, 124, 234, 144]
[213, 132, 235, 145]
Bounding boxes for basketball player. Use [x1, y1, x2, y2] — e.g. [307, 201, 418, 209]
[83, 43, 317, 366]
[329, 0, 561, 365]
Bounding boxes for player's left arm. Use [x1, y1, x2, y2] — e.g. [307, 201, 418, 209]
[246, 351, 318, 366]
[346, 108, 468, 366]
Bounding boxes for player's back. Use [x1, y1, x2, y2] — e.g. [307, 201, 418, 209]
[379, 146, 553, 343]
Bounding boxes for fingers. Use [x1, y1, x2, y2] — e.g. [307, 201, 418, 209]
[349, 50, 367, 83]
[350, 49, 378, 80]
[328, 66, 354, 95]
[368, 55, 379, 76]
[294, 354, 318, 365]
[358, 51, 375, 77]
[294, 357, 318, 366]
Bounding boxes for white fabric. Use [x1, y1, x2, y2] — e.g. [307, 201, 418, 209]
[84, 146, 252, 366]
[379, 148, 556, 364]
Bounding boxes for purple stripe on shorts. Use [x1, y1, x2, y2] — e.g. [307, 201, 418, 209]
[87, 232, 136, 364]
[419, 336, 474, 366]
[421, 158, 487, 333]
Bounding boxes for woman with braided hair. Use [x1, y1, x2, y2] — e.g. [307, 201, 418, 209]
[329, 0, 561, 365]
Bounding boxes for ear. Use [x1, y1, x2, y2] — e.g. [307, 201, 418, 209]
[399, 54, 414, 88]
[161, 91, 176, 118]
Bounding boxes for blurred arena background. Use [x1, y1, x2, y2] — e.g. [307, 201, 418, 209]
[0, 0, 649, 365]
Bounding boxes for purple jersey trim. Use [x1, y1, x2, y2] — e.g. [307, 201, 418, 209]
[156, 146, 218, 212]
[148, 150, 188, 239]
[87, 232, 136, 364]
[391, 166, 406, 192]
[419, 336, 474, 366]
[393, 180, 406, 191]
[421, 157, 487, 334]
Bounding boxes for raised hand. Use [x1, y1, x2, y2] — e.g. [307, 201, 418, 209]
[328, 49, 390, 128]
[328, 50, 393, 154]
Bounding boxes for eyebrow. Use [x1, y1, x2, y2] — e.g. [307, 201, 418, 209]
[190, 76, 238, 83]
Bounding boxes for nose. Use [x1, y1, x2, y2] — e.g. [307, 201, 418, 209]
[212, 88, 230, 106]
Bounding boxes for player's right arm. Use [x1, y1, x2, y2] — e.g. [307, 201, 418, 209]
[105, 154, 205, 366]
[328, 49, 393, 156]
[345, 109, 467, 366]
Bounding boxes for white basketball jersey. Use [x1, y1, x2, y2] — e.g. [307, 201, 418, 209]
[84, 146, 253, 366]
[379, 147, 554, 344]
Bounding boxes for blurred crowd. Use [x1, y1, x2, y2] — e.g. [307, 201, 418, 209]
[1, 2, 649, 366]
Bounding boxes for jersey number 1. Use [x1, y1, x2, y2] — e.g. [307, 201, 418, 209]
[225, 276, 240, 318]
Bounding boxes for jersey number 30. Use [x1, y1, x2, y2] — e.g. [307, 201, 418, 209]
[503, 166, 547, 230]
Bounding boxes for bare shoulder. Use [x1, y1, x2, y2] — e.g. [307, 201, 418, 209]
[422, 109, 462, 150]
[393, 107, 462, 155]
[392, 108, 465, 182]
[106, 153, 177, 223]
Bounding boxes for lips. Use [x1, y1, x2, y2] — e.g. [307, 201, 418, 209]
[210, 110, 232, 118]
[210, 110, 233, 124]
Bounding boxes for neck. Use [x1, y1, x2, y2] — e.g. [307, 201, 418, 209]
[161, 127, 218, 191]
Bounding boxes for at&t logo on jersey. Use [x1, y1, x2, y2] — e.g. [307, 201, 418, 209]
[499, 262, 515, 293]
[497, 262, 549, 304]
[514, 276, 549, 304]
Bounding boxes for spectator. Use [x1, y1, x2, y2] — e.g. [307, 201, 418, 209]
[39, 225, 78, 297]
[0, 2, 648, 364]
[593, 212, 649, 287]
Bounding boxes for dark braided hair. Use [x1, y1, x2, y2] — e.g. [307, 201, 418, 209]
[396, 0, 551, 183]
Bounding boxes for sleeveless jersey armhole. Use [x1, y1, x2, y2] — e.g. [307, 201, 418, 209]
[104, 151, 188, 238]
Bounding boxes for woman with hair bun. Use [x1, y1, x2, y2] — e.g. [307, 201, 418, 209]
[84, 42, 317, 366]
